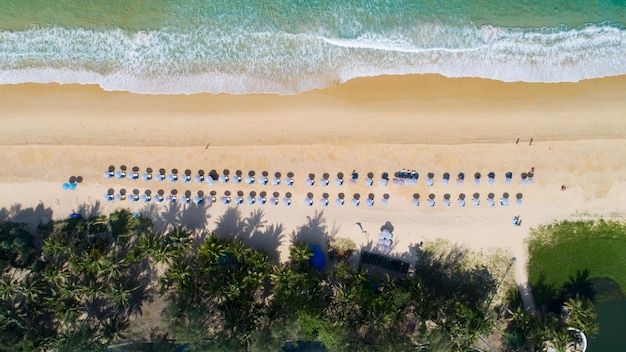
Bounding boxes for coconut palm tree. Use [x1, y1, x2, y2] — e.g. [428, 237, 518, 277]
[108, 282, 138, 311]
[100, 314, 129, 343]
[288, 241, 313, 271]
[563, 295, 599, 338]
[164, 227, 193, 259]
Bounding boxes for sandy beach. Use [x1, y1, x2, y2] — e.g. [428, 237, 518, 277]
[1, 74, 625, 294]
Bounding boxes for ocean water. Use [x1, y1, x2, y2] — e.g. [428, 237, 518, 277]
[0, 0, 624, 94]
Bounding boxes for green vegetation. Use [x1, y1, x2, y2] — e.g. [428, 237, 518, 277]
[528, 216, 626, 294]
[0, 206, 516, 351]
[500, 216, 624, 351]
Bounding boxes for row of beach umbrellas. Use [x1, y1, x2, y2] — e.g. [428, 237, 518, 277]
[395, 171, 534, 186]
[104, 166, 534, 187]
[102, 189, 393, 207]
[412, 192, 523, 207]
[102, 187, 524, 207]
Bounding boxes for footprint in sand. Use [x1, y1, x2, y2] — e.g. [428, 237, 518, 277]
[54, 198, 60, 206]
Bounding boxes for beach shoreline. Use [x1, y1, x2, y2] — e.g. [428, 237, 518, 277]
[1, 73, 625, 301]
[1, 74, 625, 147]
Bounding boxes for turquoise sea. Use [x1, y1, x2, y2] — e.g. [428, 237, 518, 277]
[0, 0, 624, 94]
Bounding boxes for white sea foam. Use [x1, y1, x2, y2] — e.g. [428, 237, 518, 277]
[0, 22, 624, 94]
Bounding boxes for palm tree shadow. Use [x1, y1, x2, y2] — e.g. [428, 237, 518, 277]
[0, 203, 54, 231]
[125, 260, 157, 317]
[290, 210, 333, 253]
[191, 229, 212, 254]
[213, 208, 285, 263]
[176, 203, 210, 231]
[141, 203, 165, 232]
[558, 268, 596, 303]
[75, 200, 103, 218]
[158, 203, 182, 231]
[214, 207, 245, 240]
[414, 243, 497, 305]
[248, 222, 286, 263]
[530, 272, 559, 313]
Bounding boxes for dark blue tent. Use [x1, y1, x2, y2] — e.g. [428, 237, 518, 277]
[308, 245, 325, 271]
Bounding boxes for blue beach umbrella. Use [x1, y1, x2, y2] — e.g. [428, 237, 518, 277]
[68, 183, 76, 190]
[62, 183, 70, 190]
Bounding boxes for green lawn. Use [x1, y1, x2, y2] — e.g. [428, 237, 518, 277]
[527, 218, 626, 296]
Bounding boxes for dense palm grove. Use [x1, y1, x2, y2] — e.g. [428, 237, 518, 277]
[0, 207, 598, 351]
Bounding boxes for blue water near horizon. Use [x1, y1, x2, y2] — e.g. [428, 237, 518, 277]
[0, 0, 624, 94]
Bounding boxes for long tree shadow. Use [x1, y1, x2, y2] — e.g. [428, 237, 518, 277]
[177, 202, 210, 231]
[74, 200, 103, 218]
[141, 203, 165, 232]
[559, 268, 596, 302]
[158, 203, 182, 232]
[414, 243, 498, 307]
[0, 203, 55, 254]
[214, 207, 246, 240]
[213, 208, 285, 263]
[0, 203, 54, 231]
[529, 272, 559, 313]
[290, 210, 334, 253]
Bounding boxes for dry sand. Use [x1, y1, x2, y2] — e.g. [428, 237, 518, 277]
[1, 74, 625, 300]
